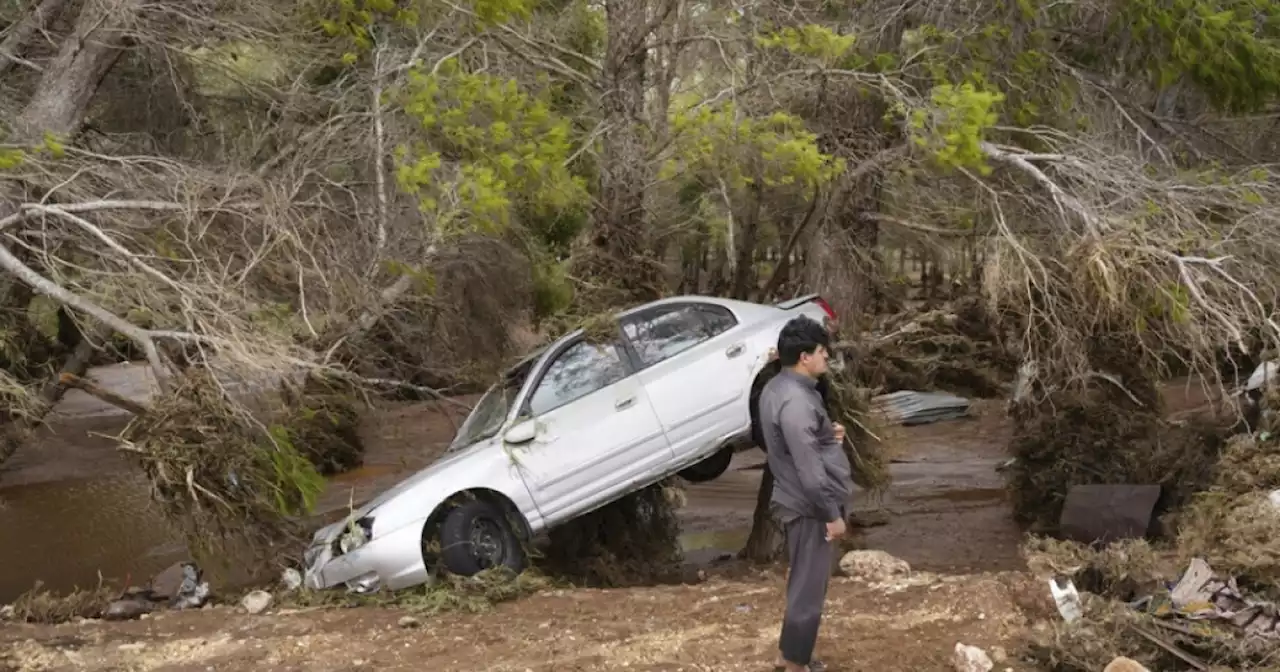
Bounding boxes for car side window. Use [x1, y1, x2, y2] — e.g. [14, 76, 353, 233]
[696, 304, 738, 338]
[527, 339, 630, 416]
[623, 303, 739, 367]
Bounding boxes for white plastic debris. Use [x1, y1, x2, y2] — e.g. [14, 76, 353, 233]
[1268, 489, 1280, 511]
[1049, 576, 1082, 623]
[1246, 361, 1279, 393]
[281, 568, 303, 592]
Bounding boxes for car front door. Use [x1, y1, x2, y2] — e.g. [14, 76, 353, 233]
[621, 302, 749, 461]
[509, 335, 672, 523]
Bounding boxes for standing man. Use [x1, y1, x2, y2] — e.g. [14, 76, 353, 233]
[758, 316, 854, 672]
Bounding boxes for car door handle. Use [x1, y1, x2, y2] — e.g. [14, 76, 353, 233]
[615, 397, 636, 411]
[725, 343, 745, 358]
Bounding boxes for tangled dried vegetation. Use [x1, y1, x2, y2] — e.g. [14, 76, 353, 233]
[825, 370, 892, 494]
[115, 369, 367, 571]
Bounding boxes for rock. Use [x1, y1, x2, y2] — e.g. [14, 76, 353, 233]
[103, 599, 153, 622]
[838, 550, 911, 581]
[240, 590, 273, 615]
[397, 616, 421, 629]
[989, 646, 1008, 664]
[1103, 657, 1150, 672]
[0, 604, 14, 621]
[952, 643, 994, 672]
[148, 562, 189, 601]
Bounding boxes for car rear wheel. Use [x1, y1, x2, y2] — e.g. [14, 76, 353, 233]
[439, 499, 527, 576]
[679, 446, 734, 483]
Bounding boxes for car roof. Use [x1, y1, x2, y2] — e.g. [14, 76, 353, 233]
[499, 295, 779, 378]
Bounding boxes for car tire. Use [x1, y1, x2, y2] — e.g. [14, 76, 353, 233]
[679, 446, 735, 483]
[438, 499, 527, 576]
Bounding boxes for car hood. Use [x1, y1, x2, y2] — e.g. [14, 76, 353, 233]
[330, 439, 492, 532]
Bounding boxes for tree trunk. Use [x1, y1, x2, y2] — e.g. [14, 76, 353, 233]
[740, 464, 786, 563]
[0, 0, 71, 77]
[581, 0, 664, 303]
[729, 183, 763, 300]
[0, 0, 139, 466]
[12, 0, 136, 141]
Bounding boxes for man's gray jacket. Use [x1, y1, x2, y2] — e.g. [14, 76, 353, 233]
[758, 368, 854, 523]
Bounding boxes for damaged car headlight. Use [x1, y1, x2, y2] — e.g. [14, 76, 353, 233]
[334, 516, 374, 556]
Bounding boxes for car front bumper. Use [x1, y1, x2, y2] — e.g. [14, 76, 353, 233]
[303, 518, 431, 593]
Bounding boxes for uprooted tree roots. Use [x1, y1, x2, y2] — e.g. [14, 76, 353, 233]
[277, 375, 366, 476]
[857, 297, 1018, 399]
[119, 370, 323, 567]
[1008, 385, 1229, 532]
[539, 480, 687, 587]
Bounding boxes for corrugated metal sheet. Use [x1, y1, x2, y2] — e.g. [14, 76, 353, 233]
[870, 390, 972, 426]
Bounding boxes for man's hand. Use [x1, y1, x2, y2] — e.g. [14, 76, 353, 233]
[825, 517, 847, 542]
[832, 422, 846, 444]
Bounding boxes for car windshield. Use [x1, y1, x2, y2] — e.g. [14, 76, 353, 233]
[448, 352, 539, 451]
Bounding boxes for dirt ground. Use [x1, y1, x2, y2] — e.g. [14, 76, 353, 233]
[2, 569, 1057, 672]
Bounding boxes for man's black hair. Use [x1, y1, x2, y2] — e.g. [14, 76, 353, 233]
[776, 315, 831, 367]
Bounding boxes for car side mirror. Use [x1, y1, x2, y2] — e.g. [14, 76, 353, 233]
[503, 420, 537, 445]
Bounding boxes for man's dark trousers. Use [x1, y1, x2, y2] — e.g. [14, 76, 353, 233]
[779, 515, 834, 666]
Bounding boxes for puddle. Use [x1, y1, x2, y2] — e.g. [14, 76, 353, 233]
[0, 463, 416, 603]
[900, 488, 1008, 504]
[680, 528, 750, 552]
[678, 528, 750, 565]
[0, 476, 182, 603]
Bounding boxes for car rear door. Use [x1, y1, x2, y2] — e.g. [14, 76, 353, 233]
[509, 334, 672, 523]
[620, 302, 750, 462]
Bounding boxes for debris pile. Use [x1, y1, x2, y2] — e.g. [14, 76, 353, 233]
[1007, 377, 1229, 533]
[854, 298, 1017, 399]
[1021, 389, 1280, 670]
[119, 369, 323, 566]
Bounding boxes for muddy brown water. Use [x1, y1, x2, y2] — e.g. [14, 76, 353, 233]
[0, 398, 1032, 604]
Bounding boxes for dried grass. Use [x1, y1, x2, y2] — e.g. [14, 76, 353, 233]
[6, 581, 115, 624]
[1020, 392, 1280, 669]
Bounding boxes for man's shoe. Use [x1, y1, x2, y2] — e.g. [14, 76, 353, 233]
[773, 661, 826, 672]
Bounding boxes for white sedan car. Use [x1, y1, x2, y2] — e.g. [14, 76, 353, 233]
[303, 293, 838, 593]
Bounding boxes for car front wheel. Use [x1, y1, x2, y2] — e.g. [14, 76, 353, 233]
[438, 499, 528, 576]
